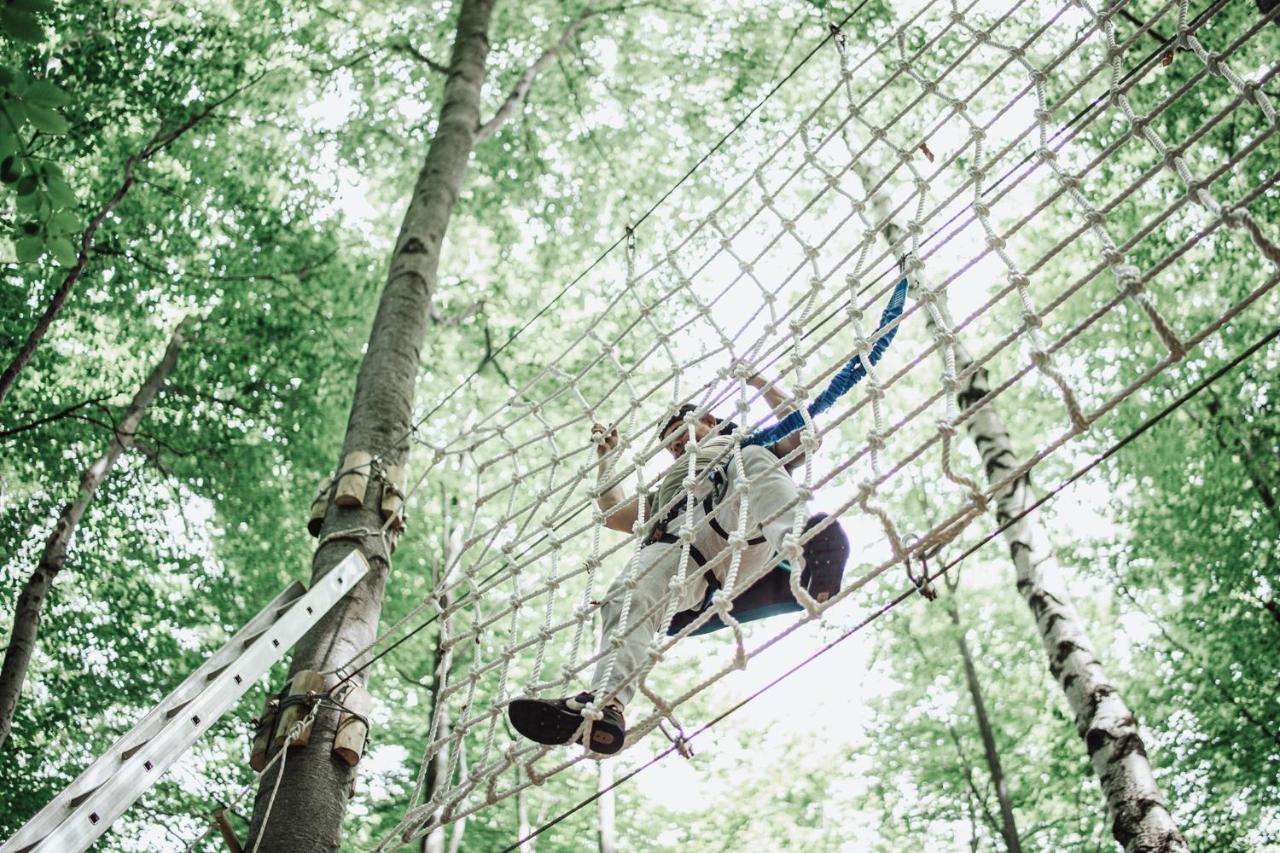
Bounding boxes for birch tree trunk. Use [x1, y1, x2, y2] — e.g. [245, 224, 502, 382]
[0, 318, 189, 748]
[597, 760, 618, 853]
[946, 595, 1023, 853]
[943, 335, 1187, 852]
[851, 158, 1187, 852]
[516, 787, 534, 852]
[244, 0, 497, 847]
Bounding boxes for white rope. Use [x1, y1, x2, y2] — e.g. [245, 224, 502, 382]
[225, 1, 1280, 846]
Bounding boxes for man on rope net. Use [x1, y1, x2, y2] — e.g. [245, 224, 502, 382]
[508, 274, 908, 755]
[508, 373, 852, 755]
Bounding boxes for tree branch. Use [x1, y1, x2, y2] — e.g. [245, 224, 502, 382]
[390, 39, 451, 75]
[0, 393, 117, 439]
[476, 2, 637, 142]
[0, 70, 269, 410]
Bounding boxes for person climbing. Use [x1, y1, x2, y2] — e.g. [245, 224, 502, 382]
[507, 372, 851, 755]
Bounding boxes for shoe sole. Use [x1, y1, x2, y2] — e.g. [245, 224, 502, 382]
[508, 699, 625, 755]
[800, 518, 850, 603]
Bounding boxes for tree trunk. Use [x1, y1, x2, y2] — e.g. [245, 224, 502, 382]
[244, 0, 497, 848]
[0, 318, 189, 747]
[597, 759, 617, 853]
[422, 584, 455, 853]
[445, 747, 469, 853]
[851, 158, 1187, 852]
[945, 338, 1187, 853]
[516, 787, 534, 852]
[946, 596, 1023, 853]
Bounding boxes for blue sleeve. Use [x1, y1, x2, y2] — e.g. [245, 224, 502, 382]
[742, 275, 909, 450]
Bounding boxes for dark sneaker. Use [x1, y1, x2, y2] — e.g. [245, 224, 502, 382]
[507, 692, 627, 755]
[799, 513, 849, 603]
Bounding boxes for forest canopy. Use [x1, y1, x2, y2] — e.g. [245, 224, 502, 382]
[1, 0, 1277, 850]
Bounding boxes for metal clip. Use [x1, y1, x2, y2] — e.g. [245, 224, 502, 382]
[658, 719, 695, 760]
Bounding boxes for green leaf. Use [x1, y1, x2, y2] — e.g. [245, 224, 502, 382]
[0, 8, 44, 44]
[0, 131, 15, 159]
[48, 237, 77, 266]
[10, 0, 57, 12]
[15, 190, 38, 212]
[14, 235, 42, 263]
[15, 173, 37, 195]
[20, 220, 40, 235]
[1, 98, 28, 128]
[0, 154, 18, 183]
[45, 174, 74, 206]
[48, 209, 77, 234]
[23, 80, 69, 109]
[23, 102, 67, 134]
[0, 66, 14, 87]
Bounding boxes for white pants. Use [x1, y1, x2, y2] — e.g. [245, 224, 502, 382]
[592, 445, 805, 707]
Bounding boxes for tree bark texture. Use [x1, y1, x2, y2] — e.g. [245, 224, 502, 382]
[947, 338, 1188, 853]
[849, 156, 1187, 852]
[0, 318, 188, 748]
[244, 0, 497, 848]
[946, 596, 1023, 853]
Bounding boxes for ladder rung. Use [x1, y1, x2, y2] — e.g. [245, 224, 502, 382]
[164, 700, 191, 721]
[67, 784, 103, 809]
[205, 664, 229, 683]
[120, 740, 149, 761]
[241, 630, 268, 650]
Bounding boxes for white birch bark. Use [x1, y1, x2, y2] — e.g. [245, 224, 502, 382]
[852, 158, 1187, 852]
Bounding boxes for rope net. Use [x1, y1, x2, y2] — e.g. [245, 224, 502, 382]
[261, 0, 1278, 846]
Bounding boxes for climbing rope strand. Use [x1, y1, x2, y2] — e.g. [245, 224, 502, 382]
[392, 254, 1279, 844]
[356, 65, 1276, 691]
[252, 1, 1280, 838]
[496, 320, 1280, 853]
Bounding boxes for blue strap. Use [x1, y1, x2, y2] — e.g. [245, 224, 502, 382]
[742, 275, 909, 449]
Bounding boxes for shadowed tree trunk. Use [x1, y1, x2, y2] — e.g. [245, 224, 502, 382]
[244, 0, 498, 847]
[945, 594, 1023, 853]
[244, 0, 626, 845]
[851, 157, 1188, 852]
[0, 318, 189, 748]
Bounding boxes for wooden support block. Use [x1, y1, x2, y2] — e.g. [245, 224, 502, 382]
[380, 464, 406, 523]
[272, 670, 327, 748]
[334, 451, 373, 508]
[249, 695, 278, 771]
[332, 684, 373, 767]
[308, 475, 332, 537]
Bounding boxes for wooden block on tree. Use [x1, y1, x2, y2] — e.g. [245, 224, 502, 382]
[272, 669, 327, 748]
[308, 475, 332, 537]
[249, 695, 278, 771]
[332, 684, 373, 767]
[380, 464, 406, 523]
[335, 451, 373, 508]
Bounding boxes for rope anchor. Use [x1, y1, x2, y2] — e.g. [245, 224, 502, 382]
[903, 536, 939, 601]
[658, 718, 695, 760]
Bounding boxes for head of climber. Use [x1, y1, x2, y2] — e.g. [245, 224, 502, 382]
[657, 404, 722, 460]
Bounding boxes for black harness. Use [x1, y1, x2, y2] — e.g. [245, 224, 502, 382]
[643, 464, 803, 637]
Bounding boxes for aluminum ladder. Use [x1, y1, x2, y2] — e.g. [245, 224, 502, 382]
[2, 551, 370, 852]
